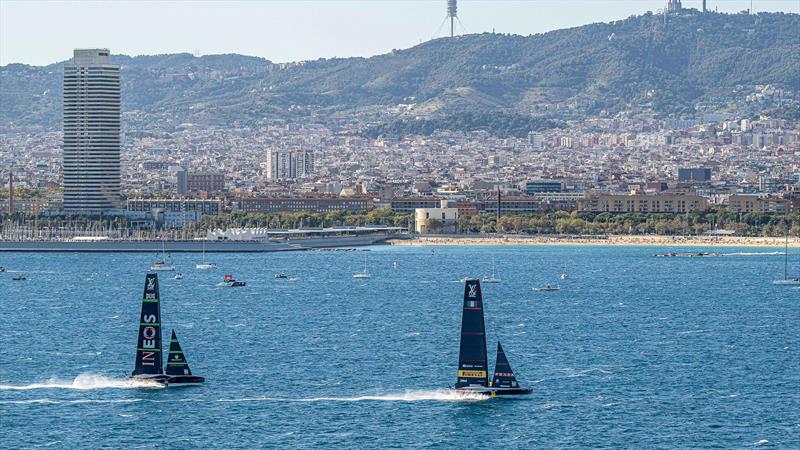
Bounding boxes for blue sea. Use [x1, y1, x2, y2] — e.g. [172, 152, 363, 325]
[1, 246, 798, 448]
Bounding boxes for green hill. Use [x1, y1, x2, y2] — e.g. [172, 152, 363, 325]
[1, 10, 798, 131]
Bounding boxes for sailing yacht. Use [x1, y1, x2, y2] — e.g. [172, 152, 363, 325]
[150, 241, 175, 272]
[452, 279, 532, 396]
[195, 242, 217, 270]
[482, 257, 501, 283]
[130, 273, 204, 385]
[773, 234, 800, 285]
[353, 252, 371, 279]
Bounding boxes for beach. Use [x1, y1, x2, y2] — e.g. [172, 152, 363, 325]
[389, 234, 800, 248]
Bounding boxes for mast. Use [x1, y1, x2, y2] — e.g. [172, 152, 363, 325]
[785, 233, 789, 280]
[455, 279, 489, 388]
[132, 273, 164, 376]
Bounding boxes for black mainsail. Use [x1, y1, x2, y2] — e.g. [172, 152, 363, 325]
[132, 273, 165, 379]
[454, 279, 489, 389]
[491, 342, 520, 389]
[165, 329, 205, 384]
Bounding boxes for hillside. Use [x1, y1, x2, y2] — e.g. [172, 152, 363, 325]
[1, 10, 798, 131]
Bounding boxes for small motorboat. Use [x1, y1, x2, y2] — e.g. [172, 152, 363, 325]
[12, 274, 26, 281]
[217, 274, 246, 287]
[0, 266, 5, 272]
[174, 273, 183, 280]
[561, 272, 569, 280]
[150, 261, 176, 272]
[532, 283, 560, 292]
[275, 272, 288, 279]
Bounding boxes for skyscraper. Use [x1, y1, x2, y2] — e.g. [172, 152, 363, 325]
[266, 149, 314, 180]
[63, 49, 121, 214]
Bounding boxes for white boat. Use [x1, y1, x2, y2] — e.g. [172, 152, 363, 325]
[482, 257, 501, 283]
[353, 252, 371, 279]
[560, 264, 569, 280]
[195, 242, 217, 270]
[150, 241, 175, 271]
[773, 234, 800, 285]
[174, 273, 183, 280]
[150, 261, 176, 272]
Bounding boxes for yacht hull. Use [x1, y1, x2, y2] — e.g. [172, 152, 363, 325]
[167, 375, 205, 384]
[453, 387, 533, 396]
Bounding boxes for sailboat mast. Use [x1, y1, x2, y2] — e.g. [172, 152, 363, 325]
[785, 233, 789, 280]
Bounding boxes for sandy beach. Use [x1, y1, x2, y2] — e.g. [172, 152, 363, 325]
[389, 234, 799, 248]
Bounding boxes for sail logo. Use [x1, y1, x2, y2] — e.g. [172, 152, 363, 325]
[146, 277, 156, 291]
[458, 370, 486, 378]
[468, 284, 477, 298]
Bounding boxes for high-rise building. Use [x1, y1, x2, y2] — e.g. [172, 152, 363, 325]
[266, 149, 314, 179]
[678, 168, 712, 182]
[63, 49, 120, 214]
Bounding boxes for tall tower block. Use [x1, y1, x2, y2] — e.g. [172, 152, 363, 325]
[63, 49, 121, 214]
[447, 0, 457, 37]
[702, 0, 707, 12]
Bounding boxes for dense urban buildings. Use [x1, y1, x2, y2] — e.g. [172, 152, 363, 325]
[62, 49, 121, 213]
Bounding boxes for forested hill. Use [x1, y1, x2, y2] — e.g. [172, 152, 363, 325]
[1, 10, 798, 130]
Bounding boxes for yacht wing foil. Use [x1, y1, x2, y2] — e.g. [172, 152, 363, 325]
[131, 274, 168, 383]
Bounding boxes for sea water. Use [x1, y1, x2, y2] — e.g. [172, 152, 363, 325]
[1, 246, 798, 448]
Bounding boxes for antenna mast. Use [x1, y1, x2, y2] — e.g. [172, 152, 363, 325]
[447, 0, 457, 37]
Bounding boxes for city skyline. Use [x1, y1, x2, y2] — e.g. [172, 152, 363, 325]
[1, 0, 798, 66]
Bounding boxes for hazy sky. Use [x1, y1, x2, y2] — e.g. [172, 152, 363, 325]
[1, 0, 798, 66]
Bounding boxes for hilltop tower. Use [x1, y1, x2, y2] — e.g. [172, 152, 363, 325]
[447, 0, 457, 37]
[666, 0, 682, 13]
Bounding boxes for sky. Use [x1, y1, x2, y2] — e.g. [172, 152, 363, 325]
[1, 0, 798, 66]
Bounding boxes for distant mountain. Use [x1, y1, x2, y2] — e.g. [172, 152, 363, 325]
[2, 10, 798, 132]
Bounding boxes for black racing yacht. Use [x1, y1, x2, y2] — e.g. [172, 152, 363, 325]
[131, 273, 204, 385]
[131, 273, 169, 384]
[165, 330, 205, 384]
[452, 279, 532, 396]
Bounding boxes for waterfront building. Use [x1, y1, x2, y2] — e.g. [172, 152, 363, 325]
[63, 49, 120, 213]
[415, 202, 458, 233]
[579, 193, 709, 213]
[727, 194, 791, 214]
[238, 196, 371, 213]
[127, 198, 223, 215]
[390, 197, 443, 212]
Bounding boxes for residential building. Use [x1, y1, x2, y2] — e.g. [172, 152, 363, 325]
[579, 193, 709, 213]
[678, 168, 712, 182]
[238, 196, 372, 213]
[187, 172, 225, 193]
[728, 194, 791, 214]
[127, 198, 223, 215]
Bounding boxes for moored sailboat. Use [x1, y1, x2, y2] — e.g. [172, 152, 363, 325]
[195, 242, 217, 270]
[773, 233, 800, 285]
[452, 279, 532, 396]
[165, 330, 204, 384]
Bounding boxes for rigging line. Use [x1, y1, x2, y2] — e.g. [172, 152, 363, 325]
[432, 15, 449, 40]
[455, 16, 469, 35]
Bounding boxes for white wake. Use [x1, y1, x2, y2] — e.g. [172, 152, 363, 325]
[218, 390, 490, 403]
[0, 373, 164, 391]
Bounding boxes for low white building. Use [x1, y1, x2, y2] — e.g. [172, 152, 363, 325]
[415, 200, 458, 234]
